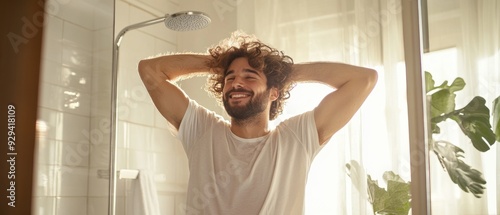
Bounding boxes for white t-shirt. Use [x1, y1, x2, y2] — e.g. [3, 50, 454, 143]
[178, 99, 323, 215]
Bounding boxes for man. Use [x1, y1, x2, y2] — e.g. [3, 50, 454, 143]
[138, 31, 377, 215]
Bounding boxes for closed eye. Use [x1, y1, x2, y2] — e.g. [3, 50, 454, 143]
[223, 68, 262, 83]
[224, 76, 235, 84]
[246, 76, 257, 80]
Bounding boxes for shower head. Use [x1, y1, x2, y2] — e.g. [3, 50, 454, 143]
[115, 11, 211, 45]
[165, 11, 211, 31]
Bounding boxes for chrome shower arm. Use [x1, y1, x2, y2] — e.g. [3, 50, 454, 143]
[115, 16, 167, 47]
[109, 15, 166, 215]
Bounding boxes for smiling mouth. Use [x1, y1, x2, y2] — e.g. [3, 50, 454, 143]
[226, 89, 253, 100]
[229, 93, 251, 99]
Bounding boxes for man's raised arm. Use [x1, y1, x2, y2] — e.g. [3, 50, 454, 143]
[291, 62, 378, 145]
[138, 54, 212, 129]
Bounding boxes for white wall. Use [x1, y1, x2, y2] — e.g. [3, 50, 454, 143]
[34, 0, 114, 214]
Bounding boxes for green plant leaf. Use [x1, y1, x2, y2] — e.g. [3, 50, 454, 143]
[367, 172, 411, 215]
[425, 72, 466, 134]
[424, 71, 435, 93]
[367, 175, 388, 210]
[430, 89, 456, 120]
[424, 71, 465, 94]
[493, 96, 500, 142]
[450, 96, 496, 152]
[431, 140, 486, 198]
[448, 77, 466, 93]
[347, 163, 411, 215]
[382, 180, 411, 215]
[382, 171, 405, 183]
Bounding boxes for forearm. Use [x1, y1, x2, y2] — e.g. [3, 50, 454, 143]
[137, 54, 211, 128]
[291, 62, 377, 89]
[138, 53, 212, 82]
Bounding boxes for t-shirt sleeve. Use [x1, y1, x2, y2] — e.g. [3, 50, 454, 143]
[177, 99, 219, 153]
[280, 110, 323, 159]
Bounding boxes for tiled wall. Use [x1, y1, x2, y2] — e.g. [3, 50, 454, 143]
[114, 0, 190, 214]
[34, 0, 113, 214]
[35, 0, 237, 213]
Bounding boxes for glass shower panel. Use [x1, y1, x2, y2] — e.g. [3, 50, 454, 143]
[251, 0, 413, 214]
[424, 0, 499, 214]
[33, 0, 114, 214]
[111, 0, 189, 214]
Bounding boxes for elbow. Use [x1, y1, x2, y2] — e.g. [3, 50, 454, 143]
[345, 68, 378, 93]
[137, 59, 151, 76]
[137, 59, 153, 82]
[137, 59, 172, 81]
[137, 60, 153, 85]
[364, 68, 378, 89]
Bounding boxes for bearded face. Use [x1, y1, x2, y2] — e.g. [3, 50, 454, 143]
[221, 57, 277, 121]
[223, 87, 271, 121]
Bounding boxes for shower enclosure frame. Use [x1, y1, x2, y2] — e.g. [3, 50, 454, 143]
[108, 15, 169, 215]
[401, 0, 432, 214]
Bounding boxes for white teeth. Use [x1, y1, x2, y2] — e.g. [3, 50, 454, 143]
[231, 94, 248, 98]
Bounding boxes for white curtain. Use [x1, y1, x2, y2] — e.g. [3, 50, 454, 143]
[247, 0, 499, 214]
[425, 0, 499, 214]
[250, 0, 409, 214]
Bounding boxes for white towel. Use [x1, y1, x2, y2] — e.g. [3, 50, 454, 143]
[128, 169, 161, 215]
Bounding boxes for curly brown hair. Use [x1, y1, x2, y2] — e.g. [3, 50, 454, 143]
[206, 31, 295, 120]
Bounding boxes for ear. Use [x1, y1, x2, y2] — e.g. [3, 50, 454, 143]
[269, 87, 279, 101]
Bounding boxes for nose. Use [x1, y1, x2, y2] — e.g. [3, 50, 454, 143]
[231, 76, 244, 89]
